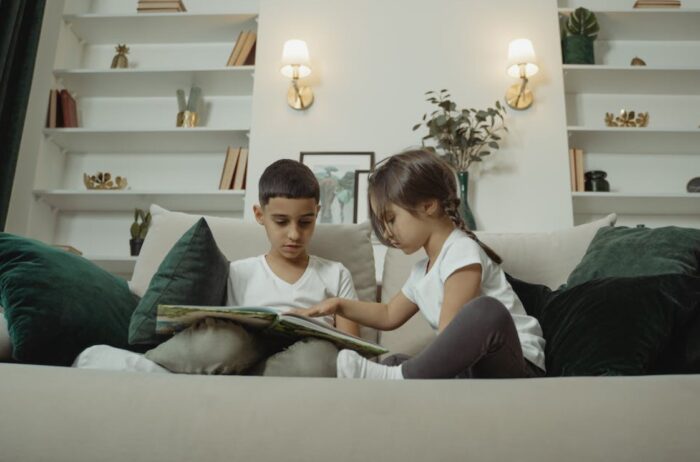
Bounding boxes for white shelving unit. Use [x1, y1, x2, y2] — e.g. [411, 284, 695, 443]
[559, 2, 700, 227]
[29, 0, 259, 278]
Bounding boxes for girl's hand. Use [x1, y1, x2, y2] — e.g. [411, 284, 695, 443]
[289, 298, 340, 318]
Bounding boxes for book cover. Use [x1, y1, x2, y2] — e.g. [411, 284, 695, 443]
[243, 41, 256, 65]
[574, 148, 585, 192]
[46, 89, 57, 128]
[218, 146, 240, 189]
[228, 31, 250, 67]
[59, 90, 74, 128]
[232, 148, 248, 190]
[156, 304, 389, 357]
[568, 148, 577, 192]
[234, 31, 256, 66]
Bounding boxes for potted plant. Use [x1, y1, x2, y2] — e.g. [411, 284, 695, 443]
[562, 7, 599, 64]
[129, 208, 151, 256]
[412, 89, 507, 230]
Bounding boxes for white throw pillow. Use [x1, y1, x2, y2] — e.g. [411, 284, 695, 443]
[379, 213, 617, 357]
[0, 306, 11, 361]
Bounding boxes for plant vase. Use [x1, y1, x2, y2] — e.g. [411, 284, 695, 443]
[562, 35, 594, 64]
[457, 171, 477, 230]
[129, 238, 144, 257]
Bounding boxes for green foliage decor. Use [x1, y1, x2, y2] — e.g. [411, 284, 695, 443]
[130, 208, 151, 240]
[412, 89, 507, 172]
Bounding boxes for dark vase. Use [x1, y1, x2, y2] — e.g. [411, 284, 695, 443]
[457, 171, 477, 230]
[584, 170, 610, 192]
[130, 238, 144, 256]
[562, 35, 594, 64]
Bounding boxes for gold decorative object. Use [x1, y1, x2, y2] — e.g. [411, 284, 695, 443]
[604, 110, 649, 127]
[83, 172, 128, 190]
[176, 110, 198, 127]
[111, 44, 129, 69]
[630, 56, 646, 66]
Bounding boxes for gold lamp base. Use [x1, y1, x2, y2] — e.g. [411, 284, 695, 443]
[287, 84, 314, 110]
[505, 82, 533, 110]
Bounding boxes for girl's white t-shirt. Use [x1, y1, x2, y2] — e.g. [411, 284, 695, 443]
[401, 229, 546, 371]
[227, 255, 357, 327]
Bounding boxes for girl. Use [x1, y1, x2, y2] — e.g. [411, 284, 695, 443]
[292, 150, 546, 380]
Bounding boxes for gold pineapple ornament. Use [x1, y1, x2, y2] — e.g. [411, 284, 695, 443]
[111, 44, 129, 69]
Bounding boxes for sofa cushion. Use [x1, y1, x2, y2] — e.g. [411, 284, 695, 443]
[0, 233, 139, 365]
[379, 214, 617, 356]
[509, 274, 700, 376]
[129, 218, 229, 345]
[145, 318, 266, 374]
[130, 205, 378, 342]
[566, 225, 700, 288]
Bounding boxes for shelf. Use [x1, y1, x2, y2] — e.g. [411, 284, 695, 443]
[572, 192, 700, 215]
[54, 67, 255, 97]
[43, 128, 249, 153]
[558, 9, 700, 41]
[563, 65, 700, 95]
[86, 255, 137, 274]
[33, 190, 246, 212]
[567, 127, 700, 154]
[63, 13, 257, 44]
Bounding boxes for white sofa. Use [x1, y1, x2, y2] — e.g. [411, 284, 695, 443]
[2, 208, 700, 462]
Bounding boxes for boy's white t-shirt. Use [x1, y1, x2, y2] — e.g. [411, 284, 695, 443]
[401, 229, 546, 371]
[227, 255, 358, 327]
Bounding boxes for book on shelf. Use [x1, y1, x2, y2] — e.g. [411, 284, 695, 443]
[55, 89, 78, 128]
[46, 89, 60, 128]
[574, 148, 585, 192]
[226, 30, 257, 66]
[156, 304, 388, 357]
[633, 0, 680, 7]
[234, 31, 256, 66]
[231, 147, 248, 190]
[568, 148, 577, 192]
[52, 245, 83, 256]
[137, 0, 187, 12]
[218, 146, 241, 189]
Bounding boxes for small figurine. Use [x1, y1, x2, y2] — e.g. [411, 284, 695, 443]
[111, 44, 129, 69]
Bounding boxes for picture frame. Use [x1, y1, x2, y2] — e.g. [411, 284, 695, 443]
[353, 170, 371, 224]
[300, 152, 375, 224]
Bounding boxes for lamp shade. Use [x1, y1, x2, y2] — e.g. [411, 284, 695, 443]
[280, 39, 311, 78]
[506, 38, 538, 78]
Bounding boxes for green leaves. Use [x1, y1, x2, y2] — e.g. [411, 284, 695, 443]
[565, 7, 599, 39]
[414, 89, 508, 172]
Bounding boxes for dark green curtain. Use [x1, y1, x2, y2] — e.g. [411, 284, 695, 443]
[0, 0, 46, 231]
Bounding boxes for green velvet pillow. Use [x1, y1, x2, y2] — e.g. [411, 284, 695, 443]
[128, 218, 229, 345]
[508, 274, 700, 376]
[0, 233, 139, 365]
[566, 226, 700, 288]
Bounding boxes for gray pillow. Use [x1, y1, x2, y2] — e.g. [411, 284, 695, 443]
[251, 338, 338, 377]
[144, 318, 265, 374]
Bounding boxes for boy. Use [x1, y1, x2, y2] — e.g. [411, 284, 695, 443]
[225, 159, 360, 375]
[75, 160, 360, 377]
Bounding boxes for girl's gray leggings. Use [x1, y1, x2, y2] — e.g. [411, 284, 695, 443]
[382, 296, 545, 379]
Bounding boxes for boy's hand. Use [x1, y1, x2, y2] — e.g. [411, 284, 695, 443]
[289, 298, 339, 318]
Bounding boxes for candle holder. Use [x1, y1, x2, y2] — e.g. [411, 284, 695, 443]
[176, 110, 198, 128]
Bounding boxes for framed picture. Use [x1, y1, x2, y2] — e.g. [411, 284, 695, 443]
[353, 170, 371, 224]
[300, 152, 375, 224]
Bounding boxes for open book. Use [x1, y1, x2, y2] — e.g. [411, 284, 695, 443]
[156, 304, 388, 357]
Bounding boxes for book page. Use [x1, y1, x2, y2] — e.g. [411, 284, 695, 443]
[156, 305, 282, 336]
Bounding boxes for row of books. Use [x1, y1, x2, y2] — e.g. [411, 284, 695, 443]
[137, 0, 187, 13]
[219, 146, 248, 190]
[633, 0, 680, 7]
[226, 30, 257, 66]
[568, 148, 585, 192]
[46, 89, 79, 128]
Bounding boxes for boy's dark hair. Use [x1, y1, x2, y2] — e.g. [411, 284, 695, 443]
[258, 159, 320, 206]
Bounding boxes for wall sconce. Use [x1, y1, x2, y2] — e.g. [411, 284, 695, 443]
[505, 38, 539, 110]
[280, 39, 314, 110]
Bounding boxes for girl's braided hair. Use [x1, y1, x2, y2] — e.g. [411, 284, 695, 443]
[368, 149, 502, 264]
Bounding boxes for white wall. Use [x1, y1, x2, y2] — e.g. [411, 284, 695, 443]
[246, 0, 573, 232]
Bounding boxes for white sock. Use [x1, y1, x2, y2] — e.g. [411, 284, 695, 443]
[336, 349, 404, 380]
